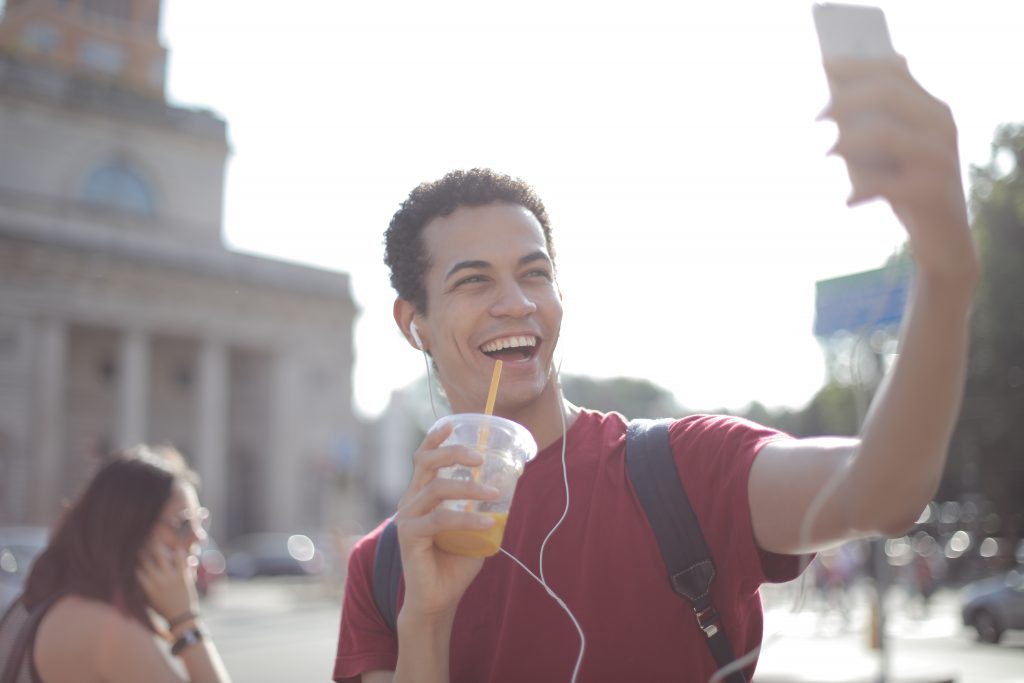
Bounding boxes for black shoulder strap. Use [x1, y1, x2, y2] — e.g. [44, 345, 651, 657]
[0, 592, 64, 683]
[371, 519, 402, 634]
[369, 421, 749, 681]
[625, 418, 748, 683]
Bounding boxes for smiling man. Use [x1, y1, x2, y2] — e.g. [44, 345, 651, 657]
[395, 199, 566, 445]
[333, 58, 979, 683]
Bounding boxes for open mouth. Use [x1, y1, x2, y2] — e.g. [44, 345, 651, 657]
[480, 335, 539, 362]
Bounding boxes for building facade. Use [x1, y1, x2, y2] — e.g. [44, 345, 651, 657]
[0, 0, 361, 541]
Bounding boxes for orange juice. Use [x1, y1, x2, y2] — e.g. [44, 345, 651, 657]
[434, 512, 508, 557]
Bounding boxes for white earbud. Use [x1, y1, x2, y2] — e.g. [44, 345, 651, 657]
[410, 321, 424, 351]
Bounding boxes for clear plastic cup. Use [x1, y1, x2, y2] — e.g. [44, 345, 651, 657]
[431, 413, 538, 557]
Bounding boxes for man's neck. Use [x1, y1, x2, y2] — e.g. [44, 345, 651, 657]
[492, 383, 579, 452]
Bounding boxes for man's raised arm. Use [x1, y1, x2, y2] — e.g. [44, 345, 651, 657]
[748, 57, 981, 556]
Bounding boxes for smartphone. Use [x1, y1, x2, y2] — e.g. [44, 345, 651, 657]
[812, 3, 897, 60]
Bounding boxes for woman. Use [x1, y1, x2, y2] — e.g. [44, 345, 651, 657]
[0, 445, 231, 683]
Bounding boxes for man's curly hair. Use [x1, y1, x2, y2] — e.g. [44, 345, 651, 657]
[384, 168, 555, 314]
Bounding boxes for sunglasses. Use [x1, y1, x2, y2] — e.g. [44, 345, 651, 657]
[162, 507, 210, 539]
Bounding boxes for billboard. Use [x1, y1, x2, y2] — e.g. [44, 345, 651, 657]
[814, 261, 913, 337]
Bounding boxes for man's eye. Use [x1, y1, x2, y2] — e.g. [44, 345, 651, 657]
[525, 269, 552, 280]
[454, 275, 485, 287]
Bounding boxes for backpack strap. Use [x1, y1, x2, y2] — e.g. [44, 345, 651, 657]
[369, 420, 749, 681]
[371, 518, 402, 634]
[625, 418, 748, 683]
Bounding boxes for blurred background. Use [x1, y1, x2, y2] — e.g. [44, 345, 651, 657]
[0, 0, 1021, 681]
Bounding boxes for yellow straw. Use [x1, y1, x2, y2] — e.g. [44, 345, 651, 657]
[477, 359, 503, 452]
[469, 360, 502, 502]
[484, 360, 503, 416]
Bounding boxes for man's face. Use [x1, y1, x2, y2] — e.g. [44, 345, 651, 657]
[415, 202, 562, 414]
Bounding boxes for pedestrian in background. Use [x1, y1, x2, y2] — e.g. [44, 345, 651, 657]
[0, 445, 232, 683]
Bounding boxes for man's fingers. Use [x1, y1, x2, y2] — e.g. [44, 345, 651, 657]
[830, 87, 950, 135]
[825, 78, 946, 131]
[846, 168, 955, 209]
[420, 422, 455, 451]
[402, 424, 456, 496]
[397, 507, 497, 543]
[406, 443, 484, 496]
[830, 120, 953, 171]
[399, 478, 499, 520]
[822, 55, 907, 83]
[413, 444, 483, 476]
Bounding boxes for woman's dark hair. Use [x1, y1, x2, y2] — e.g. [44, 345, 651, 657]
[23, 444, 198, 632]
[384, 168, 555, 314]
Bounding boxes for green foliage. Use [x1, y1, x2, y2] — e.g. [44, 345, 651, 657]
[732, 382, 861, 438]
[562, 375, 862, 441]
[795, 382, 862, 437]
[559, 374, 686, 420]
[946, 123, 1024, 536]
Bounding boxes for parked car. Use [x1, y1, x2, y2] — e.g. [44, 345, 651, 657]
[960, 569, 1024, 643]
[195, 535, 227, 597]
[0, 526, 49, 613]
[224, 533, 326, 579]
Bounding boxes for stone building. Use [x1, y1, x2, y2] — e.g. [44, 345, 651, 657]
[0, 0, 361, 540]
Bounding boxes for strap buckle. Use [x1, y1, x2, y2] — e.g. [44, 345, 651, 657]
[694, 605, 721, 638]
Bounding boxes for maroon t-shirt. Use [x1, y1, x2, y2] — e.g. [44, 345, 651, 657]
[334, 410, 801, 682]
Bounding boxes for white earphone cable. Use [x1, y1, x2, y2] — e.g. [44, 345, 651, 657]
[419, 337, 583, 681]
[499, 358, 585, 683]
[416, 329, 440, 421]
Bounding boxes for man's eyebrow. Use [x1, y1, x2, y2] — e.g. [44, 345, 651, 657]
[444, 252, 552, 281]
[445, 260, 490, 281]
[519, 251, 552, 267]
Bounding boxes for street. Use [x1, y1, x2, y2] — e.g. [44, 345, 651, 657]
[202, 578, 1023, 682]
[755, 581, 1024, 683]
[203, 577, 342, 682]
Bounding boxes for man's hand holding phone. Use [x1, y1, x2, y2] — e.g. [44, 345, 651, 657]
[813, 4, 977, 286]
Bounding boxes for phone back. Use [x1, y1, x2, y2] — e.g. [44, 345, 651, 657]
[813, 3, 897, 59]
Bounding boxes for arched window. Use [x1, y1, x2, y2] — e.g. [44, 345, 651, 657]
[81, 161, 156, 215]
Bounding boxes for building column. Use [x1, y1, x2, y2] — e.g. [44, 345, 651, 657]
[30, 318, 66, 524]
[195, 339, 228, 539]
[267, 351, 301, 532]
[116, 329, 149, 448]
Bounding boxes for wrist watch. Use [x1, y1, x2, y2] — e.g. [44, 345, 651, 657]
[171, 627, 205, 656]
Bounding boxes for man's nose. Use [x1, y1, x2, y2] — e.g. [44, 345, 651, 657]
[490, 280, 538, 317]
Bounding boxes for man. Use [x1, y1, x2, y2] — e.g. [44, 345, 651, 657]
[333, 56, 979, 683]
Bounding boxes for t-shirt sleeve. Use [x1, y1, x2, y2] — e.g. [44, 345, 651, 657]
[333, 523, 399, 682]
[669, 415, 805, 590]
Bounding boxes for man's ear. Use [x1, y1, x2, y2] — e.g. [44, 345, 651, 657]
[394, 299, 425, 351]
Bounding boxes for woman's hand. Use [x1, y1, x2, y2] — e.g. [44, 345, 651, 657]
[136, 542, 200, 627]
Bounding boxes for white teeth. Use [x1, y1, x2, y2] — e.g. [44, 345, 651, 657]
[481, 336, 538, 353]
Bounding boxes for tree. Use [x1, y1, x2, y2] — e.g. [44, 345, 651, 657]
[945, 124, 1024, 539]
[733, 382, 861, 439]
[560, 375, 686, 420]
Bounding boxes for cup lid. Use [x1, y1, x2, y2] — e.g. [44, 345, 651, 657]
[432, 413, 538, 460]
